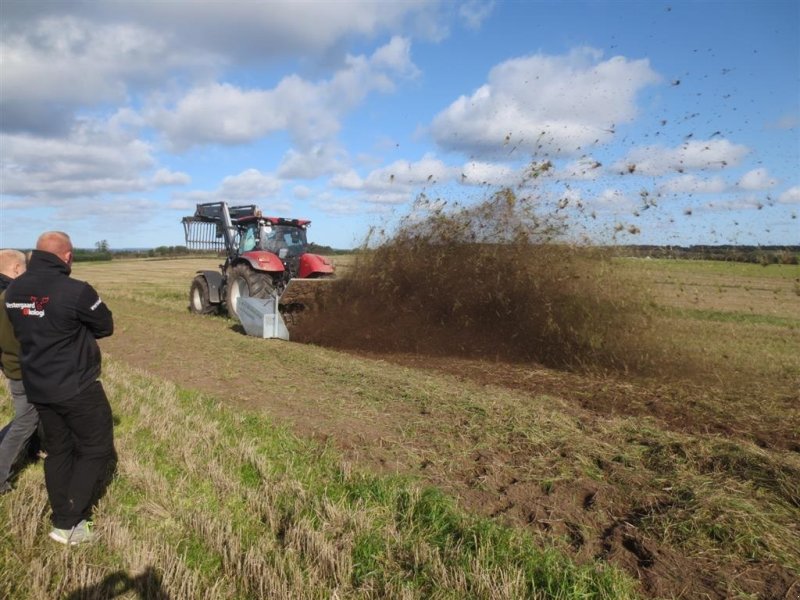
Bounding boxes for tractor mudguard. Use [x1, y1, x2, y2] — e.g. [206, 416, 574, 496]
[298, 253, 335, 278]
[197, 270, 224, 304]
[240, 251, 285, 273]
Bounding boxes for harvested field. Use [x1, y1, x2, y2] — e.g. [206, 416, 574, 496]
[1, 237, 798, 598]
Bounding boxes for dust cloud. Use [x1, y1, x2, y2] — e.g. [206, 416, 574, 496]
[293, 188, 682, 376]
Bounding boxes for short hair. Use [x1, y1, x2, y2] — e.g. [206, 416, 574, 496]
[0, 248, 26, 277]
[36, 231, 73, 257]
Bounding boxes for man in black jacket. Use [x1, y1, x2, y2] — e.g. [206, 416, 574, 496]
[4, 232, 115, 545]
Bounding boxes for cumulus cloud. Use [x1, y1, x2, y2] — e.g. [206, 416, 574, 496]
[613, 139, 749, 176]
[329, 154, 458, 204]
[149, 36, 419, 150]
[0, 15, 220, 136]
[458, 0, 496, 29]
[51, 197, 159, 222]
[1, 2, 443, 134]
[559, 157, 605, 180]
[737, 168, 777, 191]
[363, 155, 456, 194]
[173, 169, 288, 212]
[217, 169, 282, 201]
[778, 185, 800, 204]
[430, 47, 660, 158]
[658, 174, 728, 195]
[330, 170, 365, 191]
[152, 168, 191, 186]
[766, 113, 799, 130]
[292, 185, 312, 199]
[0, 126, 155, 201]
[460, 161, 519, 186]
[277, 143, 350, 180]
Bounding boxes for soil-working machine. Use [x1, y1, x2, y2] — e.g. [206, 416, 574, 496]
[182, 202, 334, 321]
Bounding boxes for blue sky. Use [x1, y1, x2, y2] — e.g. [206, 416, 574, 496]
[1, 0, 798, 250]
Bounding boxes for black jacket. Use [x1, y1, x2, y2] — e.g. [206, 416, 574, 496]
[4, 250, 113, 404]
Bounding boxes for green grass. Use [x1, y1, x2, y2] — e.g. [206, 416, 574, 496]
[620, 257, 800, 280]
[0, 361, 638, 600]
[660, 305, 800, 327]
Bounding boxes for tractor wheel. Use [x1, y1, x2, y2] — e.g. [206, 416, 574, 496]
[189, 275, 216, 315]
[225, 263, 276, 320]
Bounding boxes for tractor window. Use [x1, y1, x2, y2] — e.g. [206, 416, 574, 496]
[240, 224, 257, 252]
[262, 225, 306, 255]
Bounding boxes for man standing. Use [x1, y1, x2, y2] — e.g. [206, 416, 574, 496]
[0, 249, 39, 494]
[5, 232, 115, 545]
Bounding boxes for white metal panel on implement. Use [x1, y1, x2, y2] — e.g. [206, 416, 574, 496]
[238, 295, 290, 340]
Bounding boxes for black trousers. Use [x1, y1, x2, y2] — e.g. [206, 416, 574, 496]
[34, 381, 116, 529]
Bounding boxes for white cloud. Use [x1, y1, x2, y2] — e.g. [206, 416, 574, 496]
[362, 155, 457, 192]
[277, 143, 350, 180]
[0, 126, 155, 201]
[330, 170, 365, 191]
[292, 185, 312, 199]
[152, 168, 190, 186]
[217, 169, 282, 201]
[329, 154, 458, 205]
[737, 168, 777, 191]
[0, 16, 220, 136]
[778, 186, 800, 204]
[659, 174, 728, 195]
[1, 2, 441, 135]
[150, 37, 419, 150]
[430, 47, 660, 158]
[460, 161, 518, 186]
[52, 197, 159, 222]
[458, 0, 496, 29]
[766, 113, 799, 130]
[559, 157, 605, 180]
[594, 188, 636, 210]
[310, 193, 368, 216]
[614, 139, 749, 176]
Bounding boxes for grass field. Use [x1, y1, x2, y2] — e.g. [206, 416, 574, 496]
[1, 255, 798, 599]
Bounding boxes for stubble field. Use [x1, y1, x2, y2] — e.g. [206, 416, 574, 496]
[1, 253, 798, 599]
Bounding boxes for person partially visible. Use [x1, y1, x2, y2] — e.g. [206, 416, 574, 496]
[5, 232, 116, 545]
[0, 249, 40, 495]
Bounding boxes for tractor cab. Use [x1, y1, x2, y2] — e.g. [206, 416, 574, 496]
[238, 217, 311, 279]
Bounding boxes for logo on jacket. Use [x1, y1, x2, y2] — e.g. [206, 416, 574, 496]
[5, 296, 49, 318]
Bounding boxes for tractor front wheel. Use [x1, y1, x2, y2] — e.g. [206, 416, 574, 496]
[225, 264, 276, 320]
[189, 275, 216, 315]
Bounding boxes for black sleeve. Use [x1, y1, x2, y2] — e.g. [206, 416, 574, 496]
[76, 284, 114, 339]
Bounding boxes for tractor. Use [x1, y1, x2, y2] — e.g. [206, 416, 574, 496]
[182, 202, 334, 320]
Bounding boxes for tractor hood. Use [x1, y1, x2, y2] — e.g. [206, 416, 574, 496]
[298, 253, 335, 279]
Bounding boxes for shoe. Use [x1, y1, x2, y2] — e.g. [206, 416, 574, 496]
[49, 520, 94, 545]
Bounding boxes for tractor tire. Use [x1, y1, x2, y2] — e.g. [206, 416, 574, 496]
[189, 275, 216, 315]
[225, 263, 276, 321]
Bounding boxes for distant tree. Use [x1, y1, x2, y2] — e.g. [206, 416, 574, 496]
[95, 239, 110, 253]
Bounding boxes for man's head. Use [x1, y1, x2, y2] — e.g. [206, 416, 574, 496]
[0, 249, 27, 279]
[36, 231, 73, 266]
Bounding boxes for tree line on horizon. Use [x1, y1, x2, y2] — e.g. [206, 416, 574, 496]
[59, 241, 800, 265]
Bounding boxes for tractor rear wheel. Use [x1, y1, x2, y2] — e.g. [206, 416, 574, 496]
[225, 263, 276, 320]
[189, 275, 216, 315]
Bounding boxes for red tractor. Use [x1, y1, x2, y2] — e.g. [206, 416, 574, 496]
[182, 202, 334, 320]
